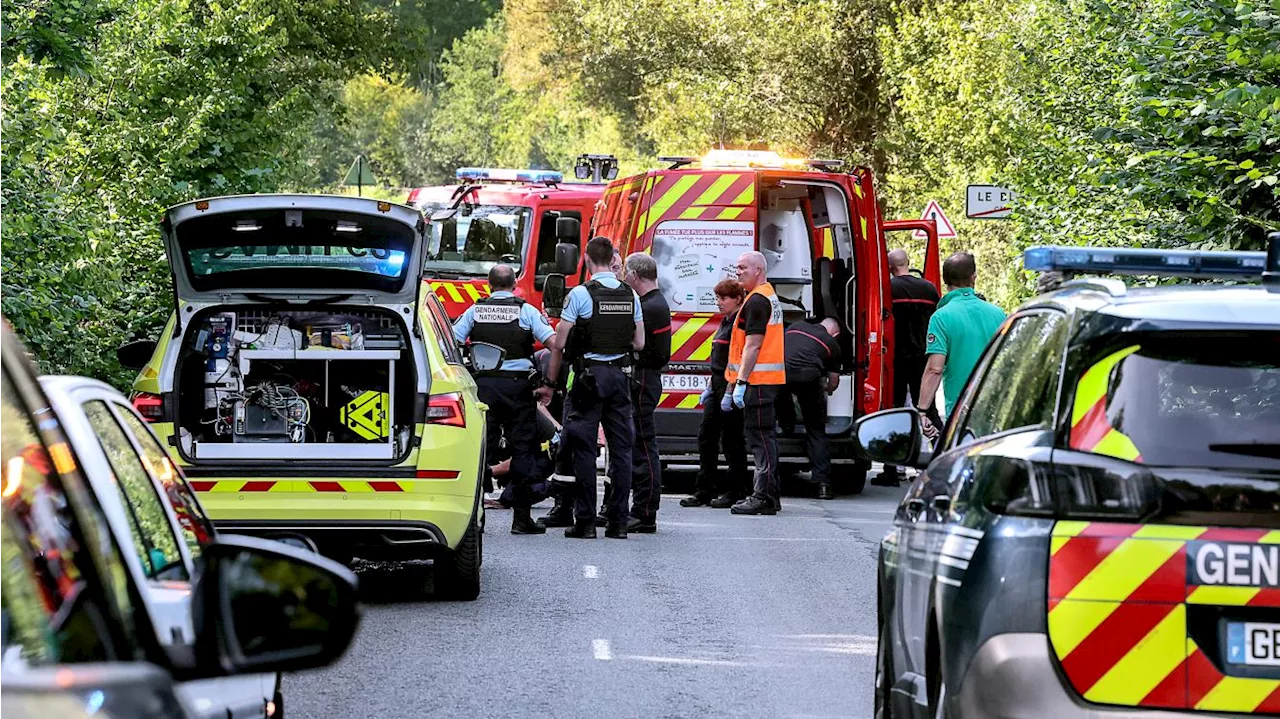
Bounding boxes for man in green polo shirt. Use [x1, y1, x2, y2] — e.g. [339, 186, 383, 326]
[916, 252, 1006, 432]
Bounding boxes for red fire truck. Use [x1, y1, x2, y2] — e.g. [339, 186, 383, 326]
[547, 150, 941, 492]
[406, 161, 612, 319]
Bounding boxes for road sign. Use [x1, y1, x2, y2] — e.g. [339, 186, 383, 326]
[913, 200, 957, 239]
[966, 185, 1015, 219]
[343, 155, 377, 196]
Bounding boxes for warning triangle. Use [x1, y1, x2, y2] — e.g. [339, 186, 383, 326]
[913, 200, 958, 239]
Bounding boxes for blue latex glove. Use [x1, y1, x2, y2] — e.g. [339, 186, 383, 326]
[699, 387, 713, 406]
[720, 390, 734, 413]
[731, 381, 747, 409]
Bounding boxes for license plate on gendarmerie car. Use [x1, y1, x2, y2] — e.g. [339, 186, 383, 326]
[1228, 622, 1280, 666]
[661, 373, 709, 392]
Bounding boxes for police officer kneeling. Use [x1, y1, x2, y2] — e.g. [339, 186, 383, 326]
[453, 264, 555, 535]
[537, 238, 645, 539]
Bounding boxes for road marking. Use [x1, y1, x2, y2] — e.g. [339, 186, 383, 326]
[583, 565, 599, 579]
[592, 639, 613, 661]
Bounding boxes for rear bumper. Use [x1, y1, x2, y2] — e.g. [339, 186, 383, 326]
[217, 518, 452, 561]
[955, 634, 1242, 719]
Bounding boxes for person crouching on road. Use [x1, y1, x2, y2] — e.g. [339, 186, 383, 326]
[781, 317, 842, 500]
[725, 251, 786, 516]
[453, 264, 554, 535]
[623, 252, 671, 534]
[536, 237, 645, 539]
[681, 280, 752, 508]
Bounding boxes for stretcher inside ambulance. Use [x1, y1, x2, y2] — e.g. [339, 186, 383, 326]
[584, 151, 941, 492]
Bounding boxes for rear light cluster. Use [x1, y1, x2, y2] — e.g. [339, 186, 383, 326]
[981, 450, 1159, 521]
[425, 392, 465, 427]
[132, 393, 164, 423]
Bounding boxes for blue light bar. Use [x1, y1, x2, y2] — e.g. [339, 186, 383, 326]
[455, 168, 563, 185]
[1024, 245, 1270, 279]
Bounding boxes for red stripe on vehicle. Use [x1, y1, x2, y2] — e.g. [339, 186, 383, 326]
[1198, 527, 1270, 542]
[1076, 522, 1143, 538]
[240, 481, 275, 492]
[1125, 546, 1186, 603]
[416, 470, 460, 479]
[1049, 535, 1129, 599]
[369, 481, 403, 492]
[1186, 647, 1220, 707]
[1257, 684, 1280, 714]
[1248, 587, 1280, 607]
[1138, 654, 1187, 708]
[1070, 398, 1113, 451]
[1061, 601, 1179, 694]
[190, 481, 214, 492]
[310, 481, 344, 492]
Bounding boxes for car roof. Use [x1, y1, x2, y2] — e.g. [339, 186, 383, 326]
[165, 194, 421, 227]
[39, 375, 123, 398]
[1023, 282, 1280, 330]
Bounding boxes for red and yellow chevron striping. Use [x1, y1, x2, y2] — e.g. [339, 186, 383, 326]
[669, 314, 718, 363]
[633, 172, 757, 241]
[1069, 345, 1142, 461]
[1048, 520, 1280, 713]
[189, 473, 460, 494]
[657, 391, 703, 410]
[429, 280, 490, 319]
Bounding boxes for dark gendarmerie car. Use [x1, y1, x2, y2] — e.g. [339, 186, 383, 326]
[861, 236, 1280, 718]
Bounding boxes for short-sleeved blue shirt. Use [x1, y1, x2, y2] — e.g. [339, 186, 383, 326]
[453, 291, 555, 371]
[561, 272, 643, 362]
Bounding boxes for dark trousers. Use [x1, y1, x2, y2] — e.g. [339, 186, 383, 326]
[787, 379, 830, 485]
[743, 384, 781, 502]
[890, 355, 941, 476]
[629, 368, 663, 520]
[563, 365, 634, 523]
[695, 379, 750, 497]
[475, 375, 542, 509]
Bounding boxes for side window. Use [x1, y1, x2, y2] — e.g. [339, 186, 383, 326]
[426, 294, 464, 364]
[82, 402, 187, 582]
[955, 312, 1068, 443]
[1, 372, 109, 664]
[534, 210, 581, 283]
[115, 407, 213, 559]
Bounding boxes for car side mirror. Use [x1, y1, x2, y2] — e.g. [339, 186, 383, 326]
[554, 242, 580, 277]
[854, 407, 932, 469]
[543, 274, 567, 319]
[191, 535, 358, 677]
[466, 342, 506, 374]
[117, 339, 158, 371]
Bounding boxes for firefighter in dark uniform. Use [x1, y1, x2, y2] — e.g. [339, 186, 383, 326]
[780, 317, 842, 499]
[680, 279, 751, 508]
[536, 237, 645, 539]
[453, 264, 556, 534]
[622, 252, 671, 533]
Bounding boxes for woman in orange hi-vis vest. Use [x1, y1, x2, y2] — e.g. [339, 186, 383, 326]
[723, 251, 786, 516]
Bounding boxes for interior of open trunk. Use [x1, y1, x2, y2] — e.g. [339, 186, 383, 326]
[175, 306, 417, 462]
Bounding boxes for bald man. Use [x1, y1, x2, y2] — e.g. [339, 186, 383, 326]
[780, 316, 843, 499]
[725, 251, 787, 515]
[879, 249, 941, 485]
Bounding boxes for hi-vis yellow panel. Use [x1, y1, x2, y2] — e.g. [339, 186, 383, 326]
[341, 391, 390, 440]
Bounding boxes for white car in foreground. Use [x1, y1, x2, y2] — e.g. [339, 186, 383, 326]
[38, 376, 280, 719]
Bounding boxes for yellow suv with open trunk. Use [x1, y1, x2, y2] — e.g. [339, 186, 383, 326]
[119, 194, 491, 599]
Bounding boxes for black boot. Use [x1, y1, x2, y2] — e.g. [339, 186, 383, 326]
[709, 493, 739, 509]
[627, 515, 657, 533]
[537, 494, 574, 529]
[817, 483, 834, 500]
[565, 520, 598, 539]
[605, 521, 628, 539]
[680, 491, 713, 507]
[731, 495, 778, 515]
[511, 508, 546, 535]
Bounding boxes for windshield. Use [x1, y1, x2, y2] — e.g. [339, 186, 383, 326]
[1070, 333, 1280, 469]
[421, 203, 531, 277]
[177, 209, 416, 292]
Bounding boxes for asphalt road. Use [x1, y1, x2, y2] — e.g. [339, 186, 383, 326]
[284, 469, 906, 719]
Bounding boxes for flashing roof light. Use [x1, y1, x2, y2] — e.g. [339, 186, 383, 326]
[455, 168, 562, 185]
[1023, 244, 1274, 281]
[658, 150, 847, 172]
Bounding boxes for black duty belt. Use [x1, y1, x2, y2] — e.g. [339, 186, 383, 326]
[582, 358, 629, 368]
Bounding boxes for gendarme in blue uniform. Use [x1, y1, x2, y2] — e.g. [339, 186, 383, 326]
[453, 291, 554, 372]
[561, 272, 643, 361]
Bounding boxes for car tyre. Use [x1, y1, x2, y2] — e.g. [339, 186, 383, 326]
[875, 615, 894, 719]
[434, 518, 482, 601]
[835, 459, 868, 495]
